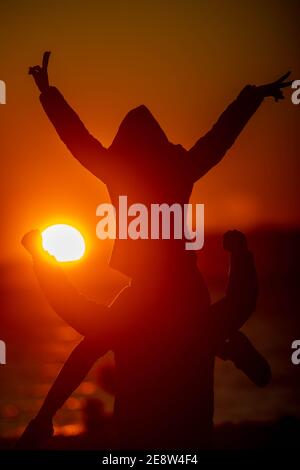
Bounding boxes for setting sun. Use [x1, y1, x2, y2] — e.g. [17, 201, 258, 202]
[41, 224, 86, 262]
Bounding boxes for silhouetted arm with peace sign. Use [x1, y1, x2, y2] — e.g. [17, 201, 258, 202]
[29, 52, 111, 183]
[187, 73, 292, 182]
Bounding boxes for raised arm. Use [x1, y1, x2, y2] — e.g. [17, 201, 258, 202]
[187, 72, 292, 182]
[29, 52, 111, 183]
[209, 230, 258, 346]
[22, 230, 112, 343]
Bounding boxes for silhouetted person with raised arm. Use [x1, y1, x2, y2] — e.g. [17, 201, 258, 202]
[28, 52, 291, 282]
[19, 228, 266, 449]
[17, 52, 290, 449]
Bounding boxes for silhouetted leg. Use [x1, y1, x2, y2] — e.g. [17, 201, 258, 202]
[15, 337, 107, 449]
[39, 337, 106, 420]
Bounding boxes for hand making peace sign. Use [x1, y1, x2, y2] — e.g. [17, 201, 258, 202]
[29, 51, 51, 93]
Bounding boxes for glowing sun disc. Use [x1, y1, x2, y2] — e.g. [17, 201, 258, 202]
[42, 224, 86, 262]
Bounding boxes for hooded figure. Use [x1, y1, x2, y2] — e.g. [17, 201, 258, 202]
[40, 84, 263, 285]
[19, 55, 287, 449]
[34, 84, 266, 448]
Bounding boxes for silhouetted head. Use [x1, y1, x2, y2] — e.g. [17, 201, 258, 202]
[109, 105, 169, 158]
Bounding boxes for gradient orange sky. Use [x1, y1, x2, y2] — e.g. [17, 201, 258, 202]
[1, 0, 299, 263]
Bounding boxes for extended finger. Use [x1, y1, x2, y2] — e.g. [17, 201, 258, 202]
[279, 80, 293, 88]
[275, 71, 291, 83]
[42, 51, 51, 70]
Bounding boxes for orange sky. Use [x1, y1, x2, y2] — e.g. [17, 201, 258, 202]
[0, 0, 300, 263]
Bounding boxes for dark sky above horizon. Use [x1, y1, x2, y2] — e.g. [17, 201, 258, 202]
[0, 0, 300, 262]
